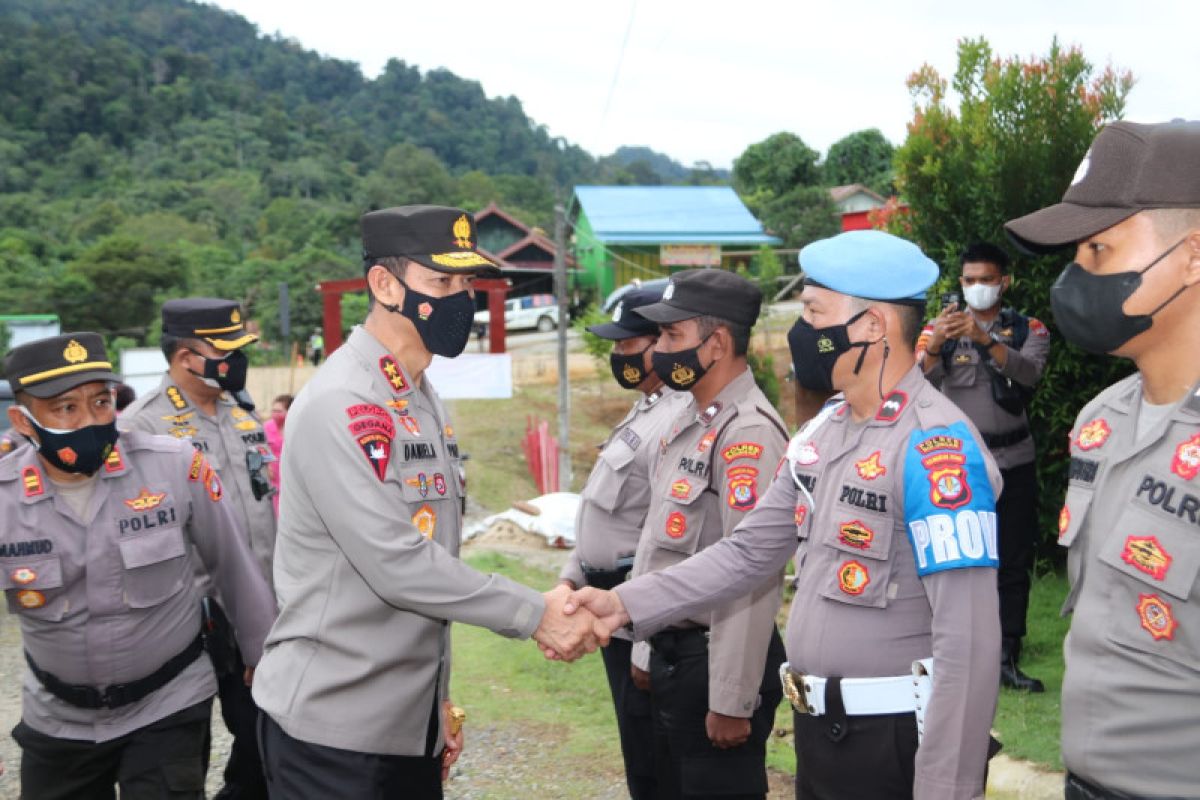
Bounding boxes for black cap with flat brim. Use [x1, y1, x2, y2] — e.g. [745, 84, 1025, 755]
[162, 297, 259, 352]
[4, 332, 120, 399]
[633, 269, 762, 329]
[362, 205, 501, 277]
[587, 287, 665, 339]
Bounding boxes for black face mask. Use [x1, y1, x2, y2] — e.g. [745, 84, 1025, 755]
[383, 279, 476, 358]
[610, 343, 652, 389]
[651, 334, 714, 392]
[21, 408, 119, 475]
[787, 309, 873, 392]
[1050, 238, 1187, 355]
[190, 349, 249, 393]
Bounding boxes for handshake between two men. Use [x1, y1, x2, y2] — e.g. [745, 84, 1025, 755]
[532, 584, 630, 661]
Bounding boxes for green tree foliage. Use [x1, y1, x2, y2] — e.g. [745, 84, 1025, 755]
[733, 133, 836, 249]
[64, 236, 189, 336]
[824, 128, 895, 196]
[891, 37, 1134, 558]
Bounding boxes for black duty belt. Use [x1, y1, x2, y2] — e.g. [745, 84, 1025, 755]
[1065, 773, 1143, 800]
[983, 427, 1030, 449]
[649, 627, 710, 662]
[581, 557, 634, 591]
[25, 632, 205, 710]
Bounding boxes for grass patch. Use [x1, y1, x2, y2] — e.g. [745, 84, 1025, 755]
[993, 570, 1070, 770]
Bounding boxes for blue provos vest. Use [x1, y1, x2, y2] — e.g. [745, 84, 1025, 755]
[904, 421, 999, 576]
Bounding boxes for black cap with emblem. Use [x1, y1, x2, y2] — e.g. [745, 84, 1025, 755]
[587, 287, 665, 340]
[4, 332, 120, 399]
[362, 205, 501, 277]
[162, 298, 258, 352]
[633, 269, 762, 329]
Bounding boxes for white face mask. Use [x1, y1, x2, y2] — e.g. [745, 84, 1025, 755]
[963, 283, 1003, 311]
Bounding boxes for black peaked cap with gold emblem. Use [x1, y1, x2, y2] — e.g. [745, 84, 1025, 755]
[4, 332, 120, 399]
[162, 297, 258, 352]
[361, 205, 501, 277]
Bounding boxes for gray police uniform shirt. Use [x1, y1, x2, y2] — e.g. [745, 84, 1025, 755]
[616, 366, 1002, 799]
[1059, 374, 1200, 797]
[630, 367, 788, 717]
[252, 326, 545, 756]
[122, 376, 277, 583]
[919, 312, 1049, 469]
[0, 431, 276, 742]
[560, 388, 690, 594]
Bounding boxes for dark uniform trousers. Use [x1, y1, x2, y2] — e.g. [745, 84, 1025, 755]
[1064, 773, 1152, 800]
[206, 599, 268, 800]
[996, 461, 1038, 640]
[648, 627, 785, 800]
[13, 698, 213, 800]
[792, 691, 918, 800]
[258, 705, 442, 799]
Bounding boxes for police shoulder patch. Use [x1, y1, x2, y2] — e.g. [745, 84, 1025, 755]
[904, 421, 998, 576]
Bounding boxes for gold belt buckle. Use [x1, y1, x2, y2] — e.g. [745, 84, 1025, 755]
[779, 663, 813, 715]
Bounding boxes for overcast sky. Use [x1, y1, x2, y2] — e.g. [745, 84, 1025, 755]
[209, 0, 1195, 169]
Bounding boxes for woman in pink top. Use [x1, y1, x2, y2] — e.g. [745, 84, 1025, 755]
[264, 393, 293, 514]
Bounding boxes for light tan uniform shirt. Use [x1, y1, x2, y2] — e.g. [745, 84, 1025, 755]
[617, 367, 1002, 798]
[122, 376, 276, 583]
[630, 367, 788, 717]
[252, 326, 545, 756]
[918, 312, 1050, 469]
[1059, 374, 1200, 797]
[0, 431, 275, 742]
[560, 388, 690, 593]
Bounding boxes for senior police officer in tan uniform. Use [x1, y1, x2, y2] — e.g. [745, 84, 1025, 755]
[619, 269, 788, 800]
[567, 231, 1004, 800]
[918, 242, 1051, 692]
[558, 285, 688, 799]
[122, 297, 275, 799]
[252, 205, 599, 798]
[1, 333, 275, 799]
[1006, 119, 1200, 800]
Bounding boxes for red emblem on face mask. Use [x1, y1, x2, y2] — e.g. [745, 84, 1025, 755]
[217, 361, 230, 377]
[56, 447, 78, 466]
[418, 302, 433, 320]
[1171, 434, 1200, 480]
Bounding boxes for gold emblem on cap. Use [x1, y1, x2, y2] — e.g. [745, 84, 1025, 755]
[452, 214, 473, 249]
[231, 309, 241, 324]
[671, 363, 696, 386]
[63, 339, 88, 364]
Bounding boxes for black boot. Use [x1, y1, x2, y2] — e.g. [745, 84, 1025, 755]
[1000, 637, 1044, 692]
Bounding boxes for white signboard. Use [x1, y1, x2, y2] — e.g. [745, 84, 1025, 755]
[426, 353, 513, 399]
[660, 244, 721, 267]
[119, 348, 169, 399]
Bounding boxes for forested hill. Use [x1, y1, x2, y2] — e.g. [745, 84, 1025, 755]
[2, 0, 678, 350]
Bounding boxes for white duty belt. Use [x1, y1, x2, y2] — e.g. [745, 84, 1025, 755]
[780, 658, 935, 743]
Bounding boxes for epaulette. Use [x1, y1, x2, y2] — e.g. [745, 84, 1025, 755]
[119, 430, 190, 454]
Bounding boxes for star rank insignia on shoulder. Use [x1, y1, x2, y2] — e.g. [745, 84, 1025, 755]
[379, 355, 411, 394]
[697, 402, 722, 426]
[166, 385, 188, 410]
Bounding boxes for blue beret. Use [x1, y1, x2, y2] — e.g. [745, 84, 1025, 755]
[798, 230, 939, 302]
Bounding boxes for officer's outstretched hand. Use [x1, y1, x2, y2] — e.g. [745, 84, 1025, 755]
[706, 711, 751, 749]
[563, 587, 630, 644]
[441, 700, 463, 781]
[534, 584, 604, 662]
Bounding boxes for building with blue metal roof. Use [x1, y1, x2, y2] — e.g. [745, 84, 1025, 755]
[569, 186, 781, 297]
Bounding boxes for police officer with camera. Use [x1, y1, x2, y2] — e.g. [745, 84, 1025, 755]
[918, 242, 1050, 692]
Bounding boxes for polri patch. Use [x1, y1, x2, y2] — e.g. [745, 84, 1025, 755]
[16, 590, 45, 609]
[726, 465, 759, 511]
[665, 511, 687, 539]
[1121, 536, 1171, 581]
[671, 479, 692, 500]
[1136, 593, 1176, 641]
[923, 451, 972, 510]
[855, 451, 887, 480]
[1076, 419, 1111, 451]
[721, 442, 763, 463]
[837, 560, 870, 595]
[1171, 433, 1200, 481]
[11, 567, 37, 585]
